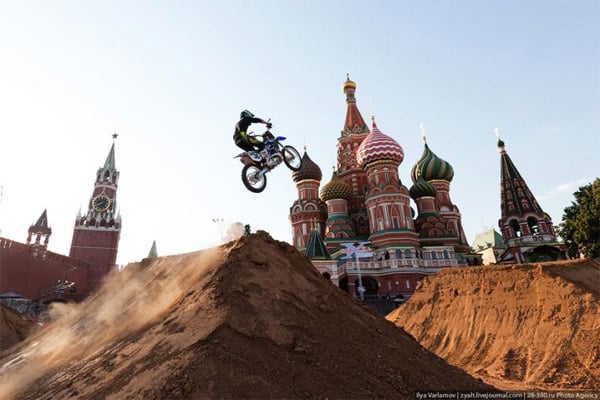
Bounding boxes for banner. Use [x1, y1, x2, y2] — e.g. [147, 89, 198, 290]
[341, 242, 373, 259]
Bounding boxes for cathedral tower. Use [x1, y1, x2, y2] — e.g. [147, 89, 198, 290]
[289, 149, 327, 248]
[357, 119, 418, 247]
[496, 135, 565, 263]
[69, 135, 122, 289]
[337, 75, 370, 236]
[320, 170, 355, 245]
[409, 177, 451, 244]
[410, 130, 470, 254]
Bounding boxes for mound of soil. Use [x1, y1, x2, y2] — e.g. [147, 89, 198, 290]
[387, 258, 600, 391]
[0, 304, 39, 354]
[0, 231, 494, 399]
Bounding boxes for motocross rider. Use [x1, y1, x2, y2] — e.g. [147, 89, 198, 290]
[233, 110, 272, 152]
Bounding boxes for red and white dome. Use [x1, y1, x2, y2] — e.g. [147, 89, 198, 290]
[356, 121, 404, 168]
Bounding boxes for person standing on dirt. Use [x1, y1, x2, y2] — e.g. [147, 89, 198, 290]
[233, 110, 271, 152]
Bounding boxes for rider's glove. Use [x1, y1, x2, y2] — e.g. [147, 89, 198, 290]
[266, 123, 272, 129]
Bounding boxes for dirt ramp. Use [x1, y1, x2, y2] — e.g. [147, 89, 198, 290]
[2, 231, 494, 400]
[387, 258, 600, 391]
[0, 304, 39, 353]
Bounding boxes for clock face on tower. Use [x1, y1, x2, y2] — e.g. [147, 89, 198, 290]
[92, 194, 111, 212]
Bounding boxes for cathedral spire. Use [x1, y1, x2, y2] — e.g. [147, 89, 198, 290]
[496, 133, 565, 263]
[498, 136, 545, 218]
[341, 74, 369, 137]
[305, 228, 331, 260]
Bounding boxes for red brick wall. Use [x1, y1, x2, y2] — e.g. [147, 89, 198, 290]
[0, 237, 93, 302]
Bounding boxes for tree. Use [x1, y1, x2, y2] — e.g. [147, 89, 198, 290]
[558, 178, 600, 258]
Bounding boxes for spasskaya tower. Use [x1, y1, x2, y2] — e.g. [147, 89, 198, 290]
[69, 134, 122, 289]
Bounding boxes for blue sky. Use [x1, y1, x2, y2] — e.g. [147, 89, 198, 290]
[0, 0, 598, 265]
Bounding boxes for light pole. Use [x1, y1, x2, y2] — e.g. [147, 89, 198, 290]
[341, 241, 372, 301]
[355, 250, 365, 300]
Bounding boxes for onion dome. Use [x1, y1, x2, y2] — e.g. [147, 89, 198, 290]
[409, 176, 438, 199]
[292, 150, 322, 182]
[342, 73, 356, 92]
[320, 171, 353, 201]
[410, 140, 454, 183]
[356, 119, 404, 168]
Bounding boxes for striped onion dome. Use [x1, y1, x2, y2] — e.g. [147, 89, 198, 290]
[356, 120, 404, 168]
[292, 150, 322, 182]
[410, 141, 454, 183]
[409, 175, 438, 199]
[320, 171, 353, 201]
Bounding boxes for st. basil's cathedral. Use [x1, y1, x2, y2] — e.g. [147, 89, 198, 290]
[289, 76, 567, 299]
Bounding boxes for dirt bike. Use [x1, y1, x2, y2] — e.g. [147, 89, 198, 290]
[234, 127, 302, 193]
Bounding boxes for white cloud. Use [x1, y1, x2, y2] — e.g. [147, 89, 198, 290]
[554, 178, 590, 193]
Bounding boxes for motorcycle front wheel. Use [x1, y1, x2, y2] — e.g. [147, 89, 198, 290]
[241, 164, 267, 193]
[282, 145, 302, 171]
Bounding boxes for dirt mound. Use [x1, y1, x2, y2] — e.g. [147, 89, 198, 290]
[0, 304, 39, 353]
[387, 258, 600, 391]
[0, 231, 494, 399]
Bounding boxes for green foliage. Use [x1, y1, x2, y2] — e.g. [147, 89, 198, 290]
[558, 178, 600, 258]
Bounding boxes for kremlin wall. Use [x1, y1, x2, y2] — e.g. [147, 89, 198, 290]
[0, 141, 121, 308]
[0, 76, 568, 310]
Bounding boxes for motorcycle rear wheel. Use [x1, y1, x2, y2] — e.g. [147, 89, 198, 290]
[241, 164, 267, 193]
[282, 145, 302, 171]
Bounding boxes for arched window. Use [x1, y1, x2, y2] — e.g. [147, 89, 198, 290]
[527, 217, 540, 234]
[510, 219, 521, 237]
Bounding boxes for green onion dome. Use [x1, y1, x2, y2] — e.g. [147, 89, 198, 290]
[320, 171, 353, 201]
[292, 150, 322, 182]
[409, 176, 438, 199]
[356, 121, 404, 168]
[410, 142, 454, 183]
